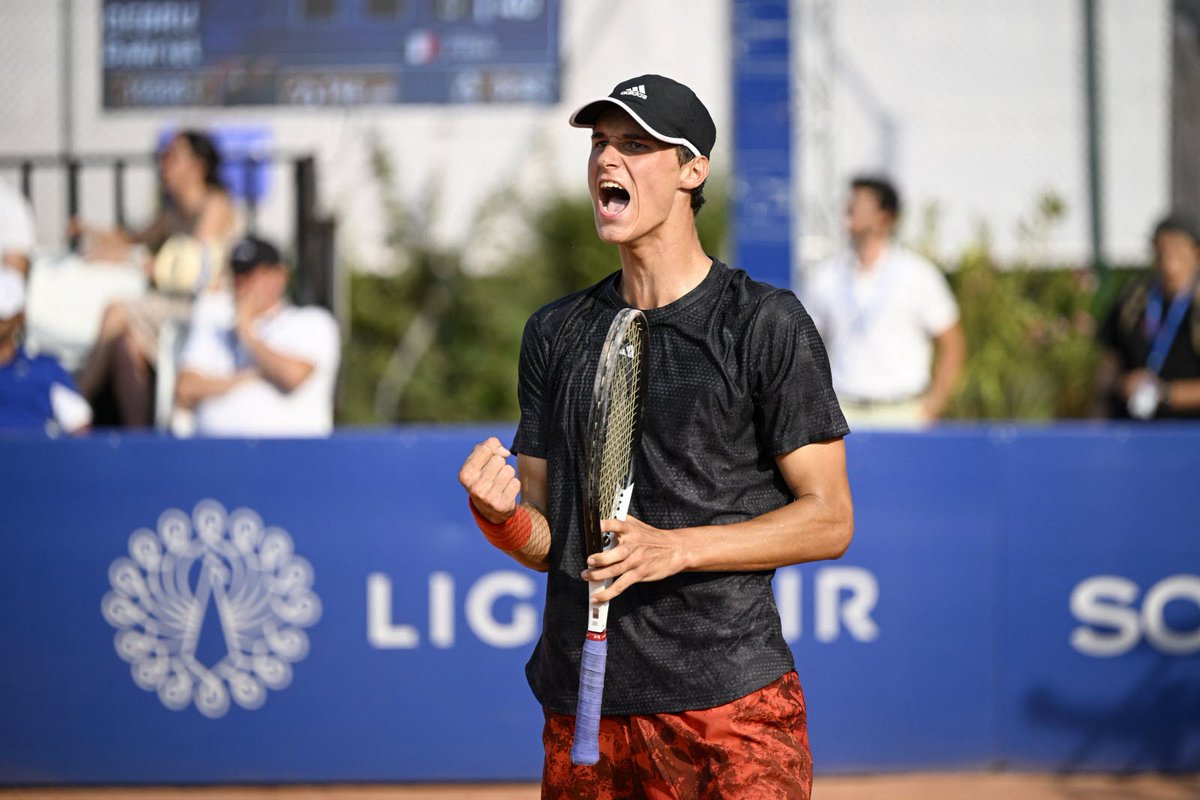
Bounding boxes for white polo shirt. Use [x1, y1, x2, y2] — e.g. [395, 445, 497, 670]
[180, 292, 340, 437]
[802, 244, 959, 402]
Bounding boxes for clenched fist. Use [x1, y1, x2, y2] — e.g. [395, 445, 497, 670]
[458, 436, 520, 524]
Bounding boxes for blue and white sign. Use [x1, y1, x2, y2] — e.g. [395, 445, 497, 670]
[0, 425, 1198, 784]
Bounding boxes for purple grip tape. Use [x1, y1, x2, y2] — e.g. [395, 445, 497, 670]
[569, 636, 608, 766]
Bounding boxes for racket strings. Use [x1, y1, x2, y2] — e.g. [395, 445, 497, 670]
[598, 327, 644, 519]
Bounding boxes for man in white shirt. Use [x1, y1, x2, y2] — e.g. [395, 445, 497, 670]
[803, 176, 966, 428]
[175, 236, 340, 437]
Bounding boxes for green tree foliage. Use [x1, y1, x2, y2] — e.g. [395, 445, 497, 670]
[338, 142, 726, 424]
[339, 148, 1131, 424]
[940, 192, 1140, 420]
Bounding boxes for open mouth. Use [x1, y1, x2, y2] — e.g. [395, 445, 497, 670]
[598, 180, 630, 215]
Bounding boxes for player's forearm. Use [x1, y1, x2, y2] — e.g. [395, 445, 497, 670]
[240, 332, 315, 393]
[676, 492, 853, 572]
[1165, 378, 1200, 411]
[505, 502, 552, 572]
[175, 369, 250, 408]
[924, 323, 966, 417]
[2, 252, 30, 276]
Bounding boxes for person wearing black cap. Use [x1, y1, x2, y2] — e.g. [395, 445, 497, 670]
[458, 75, 851, 797]
[174, 236, 340, 436]
[1097, 213, 1200, 419]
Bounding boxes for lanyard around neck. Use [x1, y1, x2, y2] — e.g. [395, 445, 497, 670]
[1143, 283, 1194, 375]
[841, 254, 899, 336]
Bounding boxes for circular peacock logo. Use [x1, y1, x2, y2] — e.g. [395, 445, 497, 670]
[101, 500, 321, 718]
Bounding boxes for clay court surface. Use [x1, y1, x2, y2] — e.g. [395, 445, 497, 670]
[4, 773, 1200, 800]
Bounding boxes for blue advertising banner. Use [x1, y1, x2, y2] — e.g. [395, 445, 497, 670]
[1, 425, 1198, 784]
[731, 0, 793, 290]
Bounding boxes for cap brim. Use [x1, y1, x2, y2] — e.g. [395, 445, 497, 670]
[568, 96, 702, 158]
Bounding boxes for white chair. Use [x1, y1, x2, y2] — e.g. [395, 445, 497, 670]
[24, 254, 147, 371]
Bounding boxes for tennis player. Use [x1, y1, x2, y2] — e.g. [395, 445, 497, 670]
[458, 74, 853, 798]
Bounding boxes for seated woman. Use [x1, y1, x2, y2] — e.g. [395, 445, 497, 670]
[75, 129, 240, 427]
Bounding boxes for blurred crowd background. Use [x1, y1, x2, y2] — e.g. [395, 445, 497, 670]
[0, 0, 1197, 434]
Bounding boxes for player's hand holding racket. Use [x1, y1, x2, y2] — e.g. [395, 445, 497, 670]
[571, 308, 649, 766]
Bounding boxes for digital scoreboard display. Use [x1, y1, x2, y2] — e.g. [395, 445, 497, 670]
[102, 0, 560, 107]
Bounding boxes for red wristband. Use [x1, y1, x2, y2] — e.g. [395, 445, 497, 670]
[469, 500, 533, 552]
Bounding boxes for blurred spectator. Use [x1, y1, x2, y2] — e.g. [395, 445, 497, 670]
[175, 236, 340, 437]
[1096, 214, 1200, 420]
[803, 176, 966, 429]
[0, 178, 36, 277]
[0, 266, 91, 435]
[74, 129, 240, 427]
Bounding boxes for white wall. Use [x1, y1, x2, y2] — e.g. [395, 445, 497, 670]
[799, 0, 1169, 268]
[0, 0, 1170, 276]
[0, 0, 732, 273]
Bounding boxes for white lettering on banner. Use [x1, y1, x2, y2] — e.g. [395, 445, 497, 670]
[367, 570, 539, 650]
[367, 572, 419, 648]
[466, 572, 539, 648]
[370, 566, 880, 650]
[776, 568, 802, 640]
[429, 572, 456, 648]
[775, 566, 880, 643]
[1070, 574, 1200, 657]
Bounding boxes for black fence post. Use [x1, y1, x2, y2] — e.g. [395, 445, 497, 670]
[113, 159, 126, 229]
[20, 161, 33, 204]
[243, 156, 259, 234]
[66, 158, 81, 250]
[294, 155, 315, 302]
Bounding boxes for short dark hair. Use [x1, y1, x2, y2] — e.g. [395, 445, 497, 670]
[1153, 213, 1200, 247]
[851, 175, 901, 219]
[676, 146, 707, 216]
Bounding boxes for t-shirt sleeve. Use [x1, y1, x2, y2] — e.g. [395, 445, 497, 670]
[273, 309, 341, 371]
[511, 312, 549, 459]
[914, 257, 960, 336]
[750, 292, 849, 456]
[41, 359, 92, 433]
[49, 382, 92, 433]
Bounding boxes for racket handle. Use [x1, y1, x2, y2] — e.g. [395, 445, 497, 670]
[570, 634, 607, 766]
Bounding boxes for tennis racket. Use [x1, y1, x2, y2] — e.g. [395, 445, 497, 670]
[570, 307, 649, 766]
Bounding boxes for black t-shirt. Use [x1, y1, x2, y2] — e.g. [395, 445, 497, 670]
[1098, 279, 1200, 419]
[512, 258, 849, 715]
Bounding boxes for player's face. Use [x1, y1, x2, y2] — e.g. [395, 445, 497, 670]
[844, 188, 894, 242]
[587, 108, 691, 246]
[1153, 230, 1200, 293]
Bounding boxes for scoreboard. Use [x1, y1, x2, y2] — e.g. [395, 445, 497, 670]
[102, 0, 560, 107]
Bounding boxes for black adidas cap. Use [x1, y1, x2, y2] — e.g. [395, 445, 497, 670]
[569, 74, 717, 159]
[230, 235, 283, 275]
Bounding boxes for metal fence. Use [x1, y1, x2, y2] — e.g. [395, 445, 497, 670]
[0, 151, 338, 314]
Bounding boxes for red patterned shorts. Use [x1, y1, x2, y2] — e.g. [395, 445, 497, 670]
[540, 671, 812, 800]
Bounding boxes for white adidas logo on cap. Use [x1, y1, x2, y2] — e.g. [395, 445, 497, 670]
[619, 84, 647, 100]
